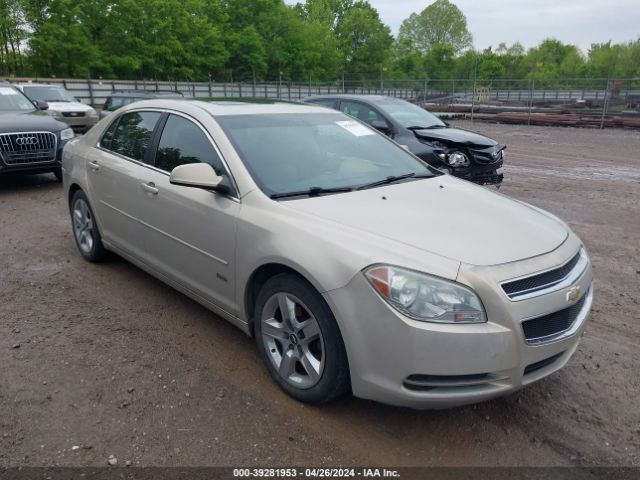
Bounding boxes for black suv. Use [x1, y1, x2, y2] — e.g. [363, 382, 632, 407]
[304, 95, 505, 187]
[0, 82, 74, 181]
[100, 90, 184, 119]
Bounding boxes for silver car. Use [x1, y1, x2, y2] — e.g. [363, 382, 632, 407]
[62, 100, 593, 408]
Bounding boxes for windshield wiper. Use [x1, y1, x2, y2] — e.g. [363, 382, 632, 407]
[407, 125, 446, 130]
[356, 172, 432, 191]
[46, 99, 70, 102]
[270, 186, 353, 199]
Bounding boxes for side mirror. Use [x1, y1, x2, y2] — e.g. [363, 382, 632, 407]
[370, 119, 391, 134]
[169, 163, 231, 194]
[34, 100, 49, 110]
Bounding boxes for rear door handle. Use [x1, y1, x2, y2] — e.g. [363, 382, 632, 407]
[88, 160, 99, 171]
[141, 182, 159, 195]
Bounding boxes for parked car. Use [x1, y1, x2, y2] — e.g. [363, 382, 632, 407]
[15, 83, 99, 133]
[304, 95, 505, 187]
[100, 90, 184, 119]
[0, 83, 74, 181]
[63, 100, 592, 408]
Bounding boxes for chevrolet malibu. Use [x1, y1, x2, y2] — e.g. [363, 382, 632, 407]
[62, 100, 593, 408]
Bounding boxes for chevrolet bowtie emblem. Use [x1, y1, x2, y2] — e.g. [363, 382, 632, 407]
[566, 286, 581, 302]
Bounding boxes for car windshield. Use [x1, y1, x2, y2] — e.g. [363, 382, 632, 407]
[378, 99, 446, 129]
[217, 113, 434, 197]
[0, 86, 36, 113]
[23, 85, 76, 103]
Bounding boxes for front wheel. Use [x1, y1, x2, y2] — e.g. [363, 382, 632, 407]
[70, 190, 107, 262]
[53, 168, 62, 182]
[254, 273, 350, 404]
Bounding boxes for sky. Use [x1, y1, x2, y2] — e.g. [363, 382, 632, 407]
[285, 0, 639, 54]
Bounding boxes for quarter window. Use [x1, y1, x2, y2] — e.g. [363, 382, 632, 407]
[110, 111, 161, 162]
[154, 114, 224, 174]
[100, 118, 119, 150]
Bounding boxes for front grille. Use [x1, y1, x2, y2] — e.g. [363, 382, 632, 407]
[524, 352, 564, 375]
[502, 250, 583, 299]
[0, 132, 57, 165]
[62, 111, 86, 118]
[522, 292, 588, 342]
[470, 147, 504, 164]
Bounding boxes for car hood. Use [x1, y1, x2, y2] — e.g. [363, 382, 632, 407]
[0, 112, 67, 133]
[46, 102, 93, 112]
[413, 126, 497, 147]
[282, 175, 568, 266]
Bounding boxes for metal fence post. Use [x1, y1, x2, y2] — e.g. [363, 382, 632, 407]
[87, 78, 94, 106]
[600, 79, 610, 129]
[527, 77, 534, 126]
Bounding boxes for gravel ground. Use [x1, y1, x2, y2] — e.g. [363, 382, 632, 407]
[0, 122, 638, 468]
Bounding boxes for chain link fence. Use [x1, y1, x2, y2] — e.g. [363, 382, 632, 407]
[7, 76, 640, 128]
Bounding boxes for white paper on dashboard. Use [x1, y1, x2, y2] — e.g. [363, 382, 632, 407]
[335, 120, 375, 137]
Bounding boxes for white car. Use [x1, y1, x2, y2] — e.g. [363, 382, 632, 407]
[15, 84, 98, 133]
[62, 100, 594, 408]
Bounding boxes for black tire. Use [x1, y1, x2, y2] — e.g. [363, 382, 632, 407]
[254, 273, 350, 404]
[69, 190, 108, 262]
[53, 168, 62, 182]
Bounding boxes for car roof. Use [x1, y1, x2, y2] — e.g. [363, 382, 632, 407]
[305, 94, 401, 103]
[122, 99, 334, 116]
[108, 90, 183, 97]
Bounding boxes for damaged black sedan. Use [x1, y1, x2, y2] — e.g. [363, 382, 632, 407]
[304, 95, 505, 187]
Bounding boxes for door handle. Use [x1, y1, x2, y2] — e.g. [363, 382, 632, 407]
[141, 182, 159, 195]
[88, 160, 99, 171]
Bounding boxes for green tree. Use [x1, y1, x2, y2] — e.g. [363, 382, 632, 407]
[397, 0, 472, 55]
[335, 1, 392, 78]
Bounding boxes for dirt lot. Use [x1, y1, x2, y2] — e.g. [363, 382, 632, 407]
[0, 122, 638, 468]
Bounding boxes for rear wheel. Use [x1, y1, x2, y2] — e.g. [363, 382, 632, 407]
[254, 273, 350, 404]
[70, 190, 107, 262]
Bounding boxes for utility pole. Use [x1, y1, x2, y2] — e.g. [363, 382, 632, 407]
[380, 67, 384, 94]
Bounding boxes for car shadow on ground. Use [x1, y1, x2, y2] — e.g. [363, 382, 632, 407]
[0, 172, 61, 195]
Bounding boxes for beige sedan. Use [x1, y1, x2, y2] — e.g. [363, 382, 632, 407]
[62, 100, 593, 408]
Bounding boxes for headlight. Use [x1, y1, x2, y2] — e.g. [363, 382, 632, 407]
[447, 151, 469, 167]
[48, 110, 64, 120]
[87, 108, 98, 118]
[364, 265, 486, 324]
[60, 128, 75, 141]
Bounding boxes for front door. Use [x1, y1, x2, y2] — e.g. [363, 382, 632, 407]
[137, 113, 239, 315]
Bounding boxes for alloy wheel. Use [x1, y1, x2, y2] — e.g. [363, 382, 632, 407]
[72, 198, 94, 254]
[260, 293, 325, 389]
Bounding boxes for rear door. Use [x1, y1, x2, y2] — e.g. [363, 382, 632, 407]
[86, 110, 162, 261]
[136, 113, 240, 314]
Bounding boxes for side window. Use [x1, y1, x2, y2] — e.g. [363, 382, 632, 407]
[339, 100, 386, 126]
[155, 114, 224, 174]
[308, 99, 336, 109]
[100, 118, 119, 150]
[110, 111, 161, 162]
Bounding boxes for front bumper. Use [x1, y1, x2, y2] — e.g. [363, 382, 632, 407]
[56, 114, 98, 133]
[323, 236, 593, 409]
